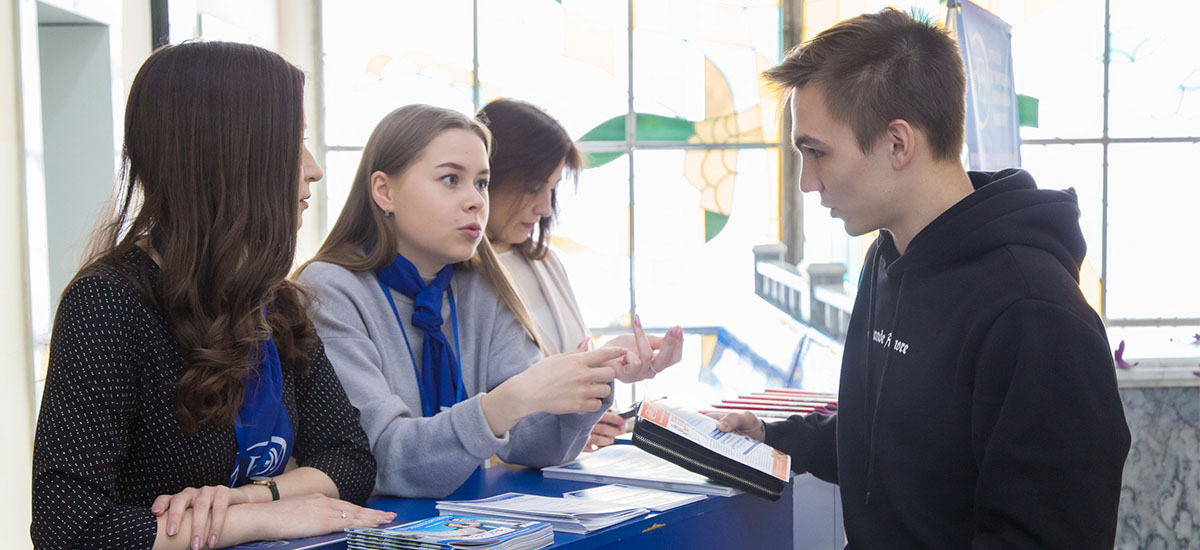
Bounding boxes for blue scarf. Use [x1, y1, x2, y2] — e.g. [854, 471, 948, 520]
[376, 254, 467, 417]
[228, 334, 294, 487]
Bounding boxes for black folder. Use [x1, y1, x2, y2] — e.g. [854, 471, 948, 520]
[631, 401, 789, 501]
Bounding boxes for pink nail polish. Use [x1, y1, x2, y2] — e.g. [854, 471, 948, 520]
[210, 535, 218, 548]
[168, 522, 177, 536]
[191, 535, 200, 550]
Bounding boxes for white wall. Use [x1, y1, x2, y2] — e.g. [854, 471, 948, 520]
[1, 0, 36, 546]
[39, 24, 117, 317]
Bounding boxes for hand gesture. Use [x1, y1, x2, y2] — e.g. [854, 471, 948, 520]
[596, 315, 683, 383]
[509, 347, 624, 416]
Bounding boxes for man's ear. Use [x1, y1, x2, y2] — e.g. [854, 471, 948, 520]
[370, 171, 394, 215]
[884, 119, 916, 171]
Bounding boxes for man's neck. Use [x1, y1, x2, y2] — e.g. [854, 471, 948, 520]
[887, 162, 974, 255]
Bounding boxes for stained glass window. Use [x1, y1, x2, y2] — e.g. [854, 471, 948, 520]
[318, 0, 792, 356]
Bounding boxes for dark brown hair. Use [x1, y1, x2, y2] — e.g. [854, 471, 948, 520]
[303, 104, 546, 353]
[764, 7, 966, 161]
[476, 99, 582, 260]
[81, 41, 317, 434]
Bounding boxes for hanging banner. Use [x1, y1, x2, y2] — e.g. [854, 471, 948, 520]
[949, 0, 1022, 170]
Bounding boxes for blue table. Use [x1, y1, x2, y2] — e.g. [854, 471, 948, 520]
[365, 464, 793, 549]
[233, 465, 793, 549]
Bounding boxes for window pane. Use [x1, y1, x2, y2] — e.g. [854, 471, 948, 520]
[322, 0, 475, 147]
[553, 155, 632, 329]
[1106, 142, 1200, 320]
[1020, 143, 1103, 311]
[631, 0, 781, 144]
[322, 150, 363, 233]
[1011, 0, 1105, 139]
[630, 148, 780, 327]
[476, 0, 628, 140]
[1108, 0, 1200, 137]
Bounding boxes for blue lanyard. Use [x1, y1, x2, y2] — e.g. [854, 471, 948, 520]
[375, 278, 462, 388]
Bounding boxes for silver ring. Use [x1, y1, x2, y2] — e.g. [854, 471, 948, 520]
[340, 512, 347, 519]
[648, 362, 663, 374]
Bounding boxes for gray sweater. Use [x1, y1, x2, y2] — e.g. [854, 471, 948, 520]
[298, 261, 607, 498]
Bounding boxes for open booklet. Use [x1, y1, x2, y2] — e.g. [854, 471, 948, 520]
[632, 398, 792, 501]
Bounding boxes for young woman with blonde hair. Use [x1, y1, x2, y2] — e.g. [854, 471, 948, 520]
[298, 104, 648, 498]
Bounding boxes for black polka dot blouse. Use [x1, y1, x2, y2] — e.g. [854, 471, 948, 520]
[31, 249, 377, 549]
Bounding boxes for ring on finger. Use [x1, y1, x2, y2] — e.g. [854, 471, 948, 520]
[340, 512, 347, 519]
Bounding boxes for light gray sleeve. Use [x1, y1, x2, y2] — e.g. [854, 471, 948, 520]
[484, 297, 611, 469]
[298, 263, 510, 498]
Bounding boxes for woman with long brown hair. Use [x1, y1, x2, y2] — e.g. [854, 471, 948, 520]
[296, 104, 646, 498]
[477, 98, 684, 450]
[32, 42, 392, 550]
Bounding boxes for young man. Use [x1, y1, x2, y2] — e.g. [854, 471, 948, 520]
[717, 8, 1130, 549]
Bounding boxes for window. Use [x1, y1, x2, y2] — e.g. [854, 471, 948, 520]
[317, 0, 786, 330]
[1013, 0, 1200, 324]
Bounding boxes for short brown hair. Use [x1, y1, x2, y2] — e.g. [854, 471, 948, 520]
[764, 8, 966, 161]
[476, 98, 582, 260]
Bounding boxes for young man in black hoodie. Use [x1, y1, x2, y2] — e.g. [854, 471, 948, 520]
[716, 8, 1130, 549]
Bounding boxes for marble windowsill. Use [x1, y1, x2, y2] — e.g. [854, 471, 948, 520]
[1108, 326, 1200, 388]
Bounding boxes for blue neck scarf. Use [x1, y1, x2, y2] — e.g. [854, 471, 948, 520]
[228, 333, 294, 487]
[375, 253, 467, 417]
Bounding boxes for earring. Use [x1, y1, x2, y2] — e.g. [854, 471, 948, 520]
[382, 209, 393, 217]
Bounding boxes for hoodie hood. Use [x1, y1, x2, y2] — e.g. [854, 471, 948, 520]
[888, 169, 1086, 281]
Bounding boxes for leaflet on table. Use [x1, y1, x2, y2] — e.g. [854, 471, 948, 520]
[563, 484, 706, 512]
[435, 492, 648, 534]
[345, 515, 552, 550]
[540, 444, 740, 496]
[638, 399, 790, 482]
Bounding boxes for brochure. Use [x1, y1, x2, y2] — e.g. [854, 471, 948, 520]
[435, 492, 648, 534]
[563, 484, 706, 512]
[345, 515, 552, 550]
[541, 444, 739, 497]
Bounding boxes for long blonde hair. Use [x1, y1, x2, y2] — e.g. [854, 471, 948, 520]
[302, 104, 545, 354]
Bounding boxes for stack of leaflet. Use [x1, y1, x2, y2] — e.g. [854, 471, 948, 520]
[345, 515, 551, 550]
[700, 388, 838, 419]
[563, 484, 706, 512]
[541, 444, 740, 497]
[435, 493, 649, 534]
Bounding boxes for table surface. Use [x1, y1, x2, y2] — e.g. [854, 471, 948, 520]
[231, 463, 794, 549]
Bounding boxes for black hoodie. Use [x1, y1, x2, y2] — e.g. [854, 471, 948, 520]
[765, 169, 1131, 549]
